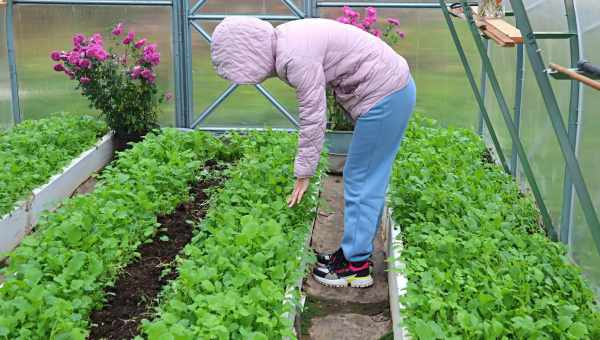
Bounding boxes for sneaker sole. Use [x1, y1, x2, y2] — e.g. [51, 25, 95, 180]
[312, 273, 374, 288]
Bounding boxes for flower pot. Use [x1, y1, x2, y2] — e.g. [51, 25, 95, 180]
[325, 130, 353, 175]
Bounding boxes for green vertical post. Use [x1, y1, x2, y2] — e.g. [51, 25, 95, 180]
[510, 0, 600, 251]
[183, 0, 194, 128]
[438, 0, 510, 173]
[457, 0, 557, 239]
[559, 0, 583, 245]
[477, 39, 489, 136]
[6, 0, 21, 124]
[511, 44, 525, 177]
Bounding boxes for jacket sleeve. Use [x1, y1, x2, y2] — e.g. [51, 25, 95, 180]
[285, 58, 327, 178]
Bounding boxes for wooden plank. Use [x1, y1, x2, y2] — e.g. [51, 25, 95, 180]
[484, 24, 516, 47]
[484, 18, 523, 44]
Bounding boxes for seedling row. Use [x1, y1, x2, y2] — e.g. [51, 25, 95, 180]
[0, 129, 323, 339]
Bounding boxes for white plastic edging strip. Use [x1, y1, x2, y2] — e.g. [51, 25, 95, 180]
[385, 206, 411, 340]
[282, 176, 322, 340]
[0, 132, 114, 256]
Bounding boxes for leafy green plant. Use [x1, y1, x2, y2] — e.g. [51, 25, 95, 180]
[142, 131, 327, 340]
[51, 23, 169, 138]
[388, 115, 600, 339]
[0, 114, 107, 216]
[0, 129, 228, 339]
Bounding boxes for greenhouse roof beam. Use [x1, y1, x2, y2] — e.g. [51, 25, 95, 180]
[13, 0, 171, 5]
[189, 14, 299, 21]
[317, 2, 440, 9]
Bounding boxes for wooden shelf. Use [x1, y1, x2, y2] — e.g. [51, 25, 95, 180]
[449, 5, 523, 48]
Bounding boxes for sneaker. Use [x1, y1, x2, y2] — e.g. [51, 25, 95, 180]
[313, 258, 374, 288]
[316, 248, 344, 268]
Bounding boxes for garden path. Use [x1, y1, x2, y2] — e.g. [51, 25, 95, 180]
[301, 175, 393, 340]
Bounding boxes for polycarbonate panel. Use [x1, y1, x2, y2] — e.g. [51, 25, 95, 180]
[0, 7, 12, 129]
[483, 36, 515, 165]
[13, 5, 174, 126]
[190, 21, 297, 128]
[571, 0, 600, 296]
[320, 6, 480, 129]
[201, 84, 295, 127]
[484, 2, 571, 230]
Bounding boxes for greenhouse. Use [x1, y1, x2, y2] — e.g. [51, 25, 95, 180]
[1, 0, 600, 339]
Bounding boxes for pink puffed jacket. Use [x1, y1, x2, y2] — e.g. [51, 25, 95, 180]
[211, 17, 411, 177]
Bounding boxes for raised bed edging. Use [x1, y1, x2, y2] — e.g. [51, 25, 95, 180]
[0, 132, 114, 256]
[385, 205, 411, 340]
[284, 175, 323, 340]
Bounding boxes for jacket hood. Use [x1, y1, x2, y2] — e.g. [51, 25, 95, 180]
[211, 17, 276, 85]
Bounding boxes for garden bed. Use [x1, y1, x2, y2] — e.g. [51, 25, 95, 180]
[0, 129, 324, 339]
[0, 115, 111, 256]
[387, 115, 600, 339]
[88, 161, 226, 339]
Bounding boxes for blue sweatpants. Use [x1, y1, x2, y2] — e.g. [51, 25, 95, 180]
[341, 77, 416, 262]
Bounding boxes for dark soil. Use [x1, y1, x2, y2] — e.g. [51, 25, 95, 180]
[87, 163, 223, 340]
[113, 132, 146, 152]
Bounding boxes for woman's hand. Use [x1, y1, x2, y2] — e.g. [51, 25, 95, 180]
[288, 177, 310, 207]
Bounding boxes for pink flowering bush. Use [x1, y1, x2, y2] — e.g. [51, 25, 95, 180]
[328, 6, 406, 131]
[50, 23, 169, 139]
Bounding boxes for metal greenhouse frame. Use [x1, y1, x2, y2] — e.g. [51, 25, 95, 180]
[3, 0, 600, 282]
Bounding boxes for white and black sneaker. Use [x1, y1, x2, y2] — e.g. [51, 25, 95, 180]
[313, 258, 374, 288]
[316, 248, 344, 268]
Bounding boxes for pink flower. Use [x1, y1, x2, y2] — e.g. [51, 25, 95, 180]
[112, 23, 124, 36]
[342, 6, 353, 17]
[336, 16, 351, 24]
[67, 51, 80, 65]
[86, 44, 109, 61]
[387, 18, 400, 26]
[134, 38, 146, 49]
[366, 7, 377, 18]
[143, 44, 160, 66]
[78, 58, 91, 69]
[396, 30, 406, 39]
[50, 51, 61, 62]
[363, 16, 376, 28]
[165, 92, 173, 101]
[372, 28, 382, 38]
[141, 68, 155, 81]
[80, 76, 91, 84]
[141, 68, 152, 79]
[131, 65, 143, 79]
[53, 64, 65, 72]
[90, 33, 104, 46]
[73, 33, 86, 48]
[122, 31, 135, 45]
